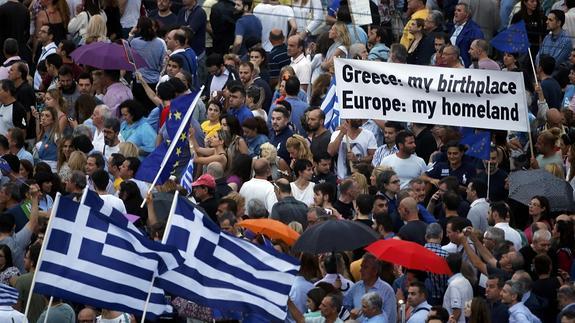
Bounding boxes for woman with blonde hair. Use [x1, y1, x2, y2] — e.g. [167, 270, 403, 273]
[85, 14, 109, 44]
[223, 191, 246, 220]
[260, 142, 291, 180]
[188, 127, 229, 171]
[33, 106, 62, 171]
[351, 172, 369, 195]
[286, 134, 313, 167]
[321, 21, 351, 73]
[119, 141, 139, 158]
[44, 89, 70, 135]
[56, 135, 74, 181]
[68, 151, 87, 172]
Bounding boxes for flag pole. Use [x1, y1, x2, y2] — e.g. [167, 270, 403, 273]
[42, 296, 53, 323]
[487, 160, 491, 202]
[139, 190, 180, 322]
[24, 193, 61, 321]
[526, 48, 537, 158]
[139, 86, 204, 208]
[80, 177, 89, 204]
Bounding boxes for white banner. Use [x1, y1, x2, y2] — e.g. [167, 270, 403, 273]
[334, 58, 529, 132]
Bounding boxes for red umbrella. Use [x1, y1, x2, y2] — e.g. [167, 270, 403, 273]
[365, 239, 452, 275]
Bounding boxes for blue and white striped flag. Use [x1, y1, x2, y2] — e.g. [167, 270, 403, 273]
[320, 78, 340, 132]
[0, 283, 18, 306]
[180, 157, 194, 193]
[156, 196, 300, 321]
[34, 195, 184, 319]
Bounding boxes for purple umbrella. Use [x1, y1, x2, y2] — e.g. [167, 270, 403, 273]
[70, 41, 148, 71]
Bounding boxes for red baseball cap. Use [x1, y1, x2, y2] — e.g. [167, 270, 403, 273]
[191, 174, 216, 189]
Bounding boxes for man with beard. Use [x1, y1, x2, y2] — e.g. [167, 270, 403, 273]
[327, 119, 376, 179]
[102, 117, 122, 161]
[57, 65, 81, 110]
[379, 130, 427, 189]
[231, 0, 262, 55]
[269, 106, 293, 163]
[203, 53, 238, 98]
[307, 107, 331, 156]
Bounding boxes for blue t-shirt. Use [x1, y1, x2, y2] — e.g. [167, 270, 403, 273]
[426, 161, 477, 186]
[235, 15, 262, 55]
[228, 105, 253, 125]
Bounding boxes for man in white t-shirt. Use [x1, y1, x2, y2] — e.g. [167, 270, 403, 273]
[287, 35, 311, 91]
[92, 169, 127, 214]
[327, 119, 377, 180]
[253, 0, 297, 52]
[239, 158, 278, 213]
[379, 130, 427, 189]
[488, 201, 523, 251]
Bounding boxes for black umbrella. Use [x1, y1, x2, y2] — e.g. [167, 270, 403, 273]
[293, 219, 379, 254]
[509, 169, 575, 212]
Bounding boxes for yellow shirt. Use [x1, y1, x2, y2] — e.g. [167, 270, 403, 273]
[201, 121, 222, 139]
[113, 177, 123, 192]
[400, 9, 430, 49]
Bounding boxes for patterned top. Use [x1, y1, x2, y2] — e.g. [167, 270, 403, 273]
[424, 242, 449, 301]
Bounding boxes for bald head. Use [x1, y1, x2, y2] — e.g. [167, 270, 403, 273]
[399, 197, 418, 220]
[269, 28, 285, 44]
[400, 197, 418, 212]
[253, 158, 270, 177]
[547, 108, 562, 125]
[207, 161, 224, 179]
[78, 308, 97, 322]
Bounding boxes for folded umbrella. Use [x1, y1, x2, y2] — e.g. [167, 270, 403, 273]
[509, 169, 575, 212]
[293, 219, 379, 254]
[238, 218, 300, 246]
[365, 239, 452, 275]
[70, 41, 148, 71]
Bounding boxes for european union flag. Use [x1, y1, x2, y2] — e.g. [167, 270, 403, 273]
[491, 20, 530, 54]
[136, 91, 200, 184]
[460, 128, 491, 160]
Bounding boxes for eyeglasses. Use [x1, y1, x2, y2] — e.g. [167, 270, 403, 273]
[390, 180, 401, 184]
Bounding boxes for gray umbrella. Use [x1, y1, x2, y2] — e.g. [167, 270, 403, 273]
[509, 169, 575, 212]
[152, 191, 176, 223]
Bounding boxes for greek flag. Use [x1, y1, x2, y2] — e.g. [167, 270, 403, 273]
[34, 195, 184, 319]
[180, 157, 194, 193]
[0, 283, 18, 306]
[321, 78, 340, 132]
[156, 196, 300, 321]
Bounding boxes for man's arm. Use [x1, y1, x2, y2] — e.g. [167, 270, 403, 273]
[460, 232, 488, 275]
[287, 299, 305, 323]
[231, 35, 243, 54]
[466, 227, 497, 268]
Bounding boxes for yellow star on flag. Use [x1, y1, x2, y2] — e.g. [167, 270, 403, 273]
[174, 111, 182, 120]
[180, 133, 187, 141]
[173, 161, 180, 167]
[176, 147, 182, 156]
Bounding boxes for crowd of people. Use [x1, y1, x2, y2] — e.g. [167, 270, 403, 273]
[0, 0, 573, 321]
